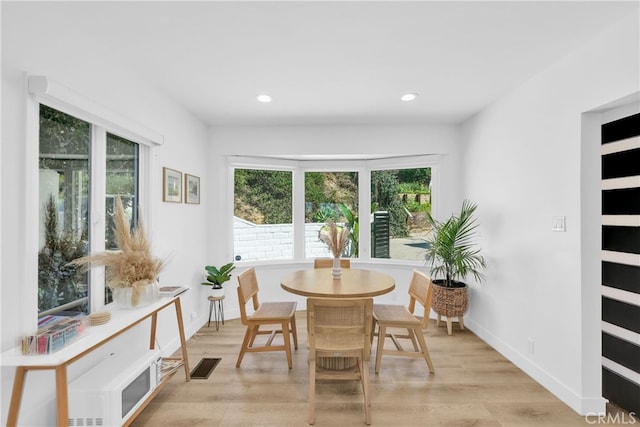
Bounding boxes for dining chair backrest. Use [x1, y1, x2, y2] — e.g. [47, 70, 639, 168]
[307, 297, 373, 360]
[307, 297, 373, 424]
[407, 269, 433, 329]
[237, 267, 261, 325]
[313, 257, 351, 269]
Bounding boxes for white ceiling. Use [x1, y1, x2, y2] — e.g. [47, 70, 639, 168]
[4, 1, 638, 126]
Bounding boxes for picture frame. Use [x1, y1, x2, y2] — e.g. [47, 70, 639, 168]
[185, 174, 200, 204]
[162, 167, 182, 203]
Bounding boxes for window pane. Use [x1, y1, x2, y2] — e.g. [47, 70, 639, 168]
[233, 169, 293, 261]
[105, 133, 139, 303]
[305, 172, 359, 258]
[371, 168, 431, 261]
[38, 105, 90, 316]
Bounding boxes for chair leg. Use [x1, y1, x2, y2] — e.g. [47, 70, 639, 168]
[375, 325, 386, 374]
[436, 313, 441, 327]
[282, 321, 293, 369]
[413, 326, 435, 374]
[308, 358, 316, 425]
[458, 316, 465, 331]
[361, 357, 371, 425]
[370, 319, 377, 346]
[291, 315, 299, 350]
[236, 325, 255, 367]
[358, 356, 366, 395]
[407, 328, 419, 352]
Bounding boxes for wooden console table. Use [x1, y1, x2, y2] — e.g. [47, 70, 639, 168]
[2, 295, 191, 427]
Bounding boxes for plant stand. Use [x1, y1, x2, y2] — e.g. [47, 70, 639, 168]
[432, 282, 468, 335]
[207, 295, 225, 330]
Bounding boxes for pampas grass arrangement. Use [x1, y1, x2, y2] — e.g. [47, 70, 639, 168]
[71, 196, 165, 306]
[318, 219, 350, 258]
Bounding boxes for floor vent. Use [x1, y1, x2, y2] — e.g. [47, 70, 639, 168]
[190, 357, 221, 379]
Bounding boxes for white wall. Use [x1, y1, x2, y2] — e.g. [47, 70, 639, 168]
[460, 14, 639, 415]
[1, 8, 211, 425]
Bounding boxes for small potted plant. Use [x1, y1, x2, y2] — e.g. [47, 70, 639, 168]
[201, 262, 236, 297]
[425, 199, 486, 335]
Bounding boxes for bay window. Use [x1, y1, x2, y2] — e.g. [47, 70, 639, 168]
[230, 155, 438, 264]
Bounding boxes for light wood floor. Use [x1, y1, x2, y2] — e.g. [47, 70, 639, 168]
[132, 311, 625, 426]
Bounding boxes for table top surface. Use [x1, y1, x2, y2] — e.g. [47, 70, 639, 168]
[280, 268, 395, 298]
[1, 295, 182, 367]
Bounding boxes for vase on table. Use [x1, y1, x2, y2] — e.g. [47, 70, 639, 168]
[112, 280, 160, 309]
[332, 256, 342, 279]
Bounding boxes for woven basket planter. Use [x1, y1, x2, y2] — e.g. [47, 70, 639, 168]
[431, 281, 468, 318]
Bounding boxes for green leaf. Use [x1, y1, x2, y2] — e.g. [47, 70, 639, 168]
[424, 199, 486, 287]
[203, 262, 236, 286]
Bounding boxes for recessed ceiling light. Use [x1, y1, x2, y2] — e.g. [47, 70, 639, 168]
[257, 94, 272, 103]
[401, 93, 418, 102]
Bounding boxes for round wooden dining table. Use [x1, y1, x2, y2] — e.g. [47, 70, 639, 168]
[281, 267, 395, 370]
[280, 268, 395, 298]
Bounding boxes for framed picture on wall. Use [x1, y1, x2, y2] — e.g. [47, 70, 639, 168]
[185, 174, 200, 204]
[163, 167, 182, 203]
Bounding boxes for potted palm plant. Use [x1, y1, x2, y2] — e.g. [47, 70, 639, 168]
[425, 199, 486, 335]
[201, 262, 236, 297]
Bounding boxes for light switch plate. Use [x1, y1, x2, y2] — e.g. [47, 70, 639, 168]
[552, 216, 566, 232]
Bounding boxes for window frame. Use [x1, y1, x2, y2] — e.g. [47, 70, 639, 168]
[27, 76, 162, 326]
[368, 157, 440, 262]
[228, 154, 441, 266]
[303, 169, 360, 259]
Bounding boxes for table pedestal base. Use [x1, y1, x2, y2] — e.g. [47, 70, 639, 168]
[317, 357, 357, 370]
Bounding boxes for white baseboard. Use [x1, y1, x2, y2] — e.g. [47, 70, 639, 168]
[464, 317, 606, 416]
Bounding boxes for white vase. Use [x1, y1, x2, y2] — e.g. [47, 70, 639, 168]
[332, 256, 342, 279]
[113, 280, 159, 309]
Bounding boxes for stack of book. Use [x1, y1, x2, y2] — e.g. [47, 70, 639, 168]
[159, 286, 189, 297]
[21, 316, 87, 355]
